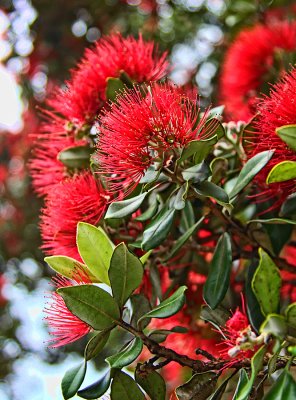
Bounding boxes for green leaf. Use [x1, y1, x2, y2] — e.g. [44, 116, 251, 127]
[288, 345, 296, 356]
[139, 250, 152, 264]
[233, 369, 249, 400]
[245, 262, 265, 333]
[84, 330, 110, 361]
[200, 305, 230, 337]
[207, 105, 225, 119]
[148, 326, 188, 343]
[180, 201, 195, 233]
[164, 217, 204, 261]
[248, 218, 296, 225]
[179, 136, 217, 164]
[251, 248, 281, 316]
[229, 150, 274, 199]
[106, 337, 143, 369]
[203, 233, 232, 309]
[208, 372, 237, 400]
[105, 192, 148, 219]
[111, 370, 145, 400]
[142, 208, 176, 251]
[285, 302, 296, 329]
[78, 369, 111, 399]
[170, 183, 188, 210]
[234, 346, 266, 400]
[280, 192, 296, 217]
[194, 181, 229, 204]
[175, 372, 218, 400]
[58, 285, 120, 330]
[135, 369, 166, 400]
[263, 370, 296, 400]
[135, 200, 159, 221]
[276, 124, 296, 151]
[109, 243, 143, 307]
[57, 145, 92, 169]
[44, 255, 99, 282]
[266, 161, 296, 184]
[260, 314, 288, 339]
[77, 223, 114, 285]
[106, 77, 125, 102]
[181, 161, 211, 182]
[138, 286, 187, 323]
[130, 293, 151, 330]
[62, 362, 86, 399]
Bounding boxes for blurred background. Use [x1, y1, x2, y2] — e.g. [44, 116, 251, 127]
[0, 1, 295, 399]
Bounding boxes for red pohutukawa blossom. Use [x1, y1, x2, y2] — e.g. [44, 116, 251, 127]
[45, 270, 92, 347]
[97, 83, 215, 195]
[30, 112, 87, 196]
[220, 21, 296, 121]
[246, 67, 296, 207]
[50, 33, 168, 128]
[218, 306, 260, 366]
[31, 34, 168, 196]
[41, 172, 109, 261]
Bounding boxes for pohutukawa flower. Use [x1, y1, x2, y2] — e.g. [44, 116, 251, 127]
[41, 172, 109, 261]
[220, 21, 296, 121]
[97, 83, 214, 195]
[50, 33, 169, 128]
[246, 67, 296, 207]
[29, 111, 88, 196]
[44, 270, 92, 347]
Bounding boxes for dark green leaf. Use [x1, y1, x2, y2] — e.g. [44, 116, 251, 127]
[130, 293, 151, 330]
[276, 124, 296, 151]
[106, 77, 125, 102]
[181, 162, 211, 183]
[175, 372, 218, 400]
[263, 370, 296, 400]
[229, 150, 274, 199]
[135, 199, 159, 221]
[62, 362, 86, 399]
[142, 208, 176, 251]
[245, 262, 265, 333]
[148, 326, 188, 343]
[78, 369, 111, 399]
[135, 369, 166, 400]
[58, 145, 92, 169]
[234, 346, 266, 400]
[251, 248, 281, 316]
[208, 372, 237, 400]
[164, 217, 204, 261]
[170, 183, 188, 210]
[106, 337, 143, 369]
[194, 181, 229, 204]
[266, 161, 296, 183]
[44, 255, 99, 282]
[179, 136, 217, 164]
[233, 369, 249, 400]
[203, 233, 232, 309]
[200, 305, 230, 337]
[58, 285, 120, 330]
[180, 201, 195, 233]
[280, 192, 296, 217]
[84, 330, 111, 361]
[105, 192, 147, 219]
[109, 243, 143, 307]
[138, 286, 187, 323]
[77, 223, 114, 285]
[111, 370, 145, 400]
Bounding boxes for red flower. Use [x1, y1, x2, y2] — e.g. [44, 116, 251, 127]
[40, 172, 109, 260]
[44, 270, 92, 347]
[50, 33, 168, 128]
[29, 111, 88, 196]
[218, 306, 259, 365]
[246, 67, 296, 208]
[220, 21, 296, 121]
[97, 83, 213, 195]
